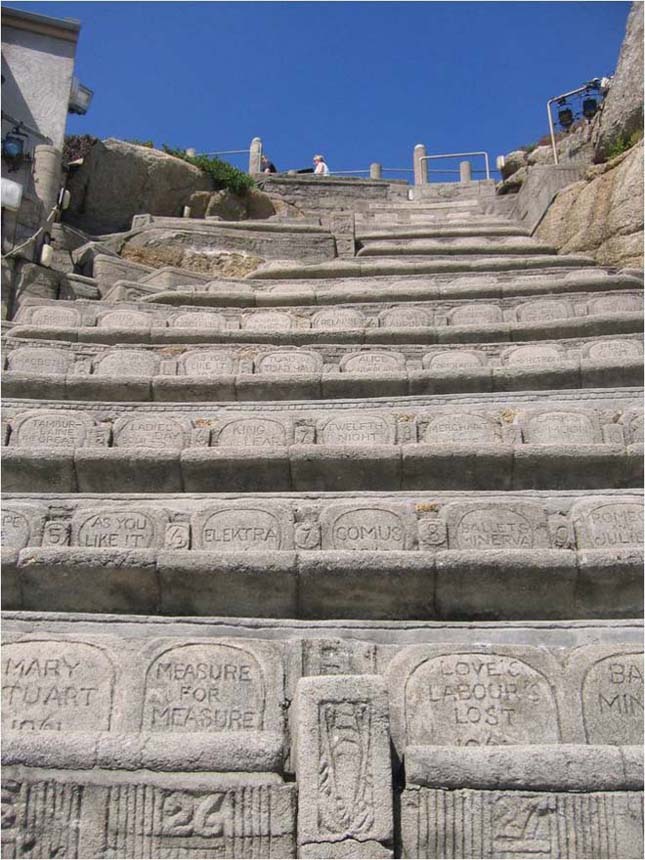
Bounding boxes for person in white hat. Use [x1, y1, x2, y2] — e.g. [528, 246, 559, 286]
[313, 154, 329, 176]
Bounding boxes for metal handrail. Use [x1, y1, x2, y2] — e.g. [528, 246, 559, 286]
[199, 149, 251, 156]
[420, 151, 491, 180]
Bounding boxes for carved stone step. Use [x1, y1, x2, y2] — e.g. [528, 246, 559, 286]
[4, 334, 641, 401]
[251, 253, 599, 280]
[105, 269, 644, 309]
[2, 390, 642, 492]
[2, 490, 641, 618]
[400, 747, 643, 859]
[356, 224, 531, 240]
[9, 290, 644, 346]
[356, 237, 557, 256]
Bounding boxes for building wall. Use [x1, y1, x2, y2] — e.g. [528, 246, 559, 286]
[1, 14, 77, 150]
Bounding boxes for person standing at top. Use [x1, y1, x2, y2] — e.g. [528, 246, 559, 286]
[261, 155, 277, 173]
[313, 154, 329, 175]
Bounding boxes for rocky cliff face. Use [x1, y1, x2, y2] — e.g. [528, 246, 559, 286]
[536, 139, 643, 269]
[593, 1, 644, 161]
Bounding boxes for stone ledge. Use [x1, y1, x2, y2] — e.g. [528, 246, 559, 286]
[405, 744, 643, 791]
[3, 731, 284, 772]
[3, 334, 642, 401]
[106, 269, 643, 308]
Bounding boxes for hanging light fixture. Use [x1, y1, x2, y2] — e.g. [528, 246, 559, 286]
[557, 99, 574, 130]
[582, 97, 598, 119]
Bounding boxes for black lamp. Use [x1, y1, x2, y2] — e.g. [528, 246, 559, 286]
[582, 97, 598, 119]
[557, 102, 574, 130]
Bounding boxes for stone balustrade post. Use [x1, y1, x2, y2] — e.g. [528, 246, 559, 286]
[460, 160, 472, 183]
[249, 137, 263, 174]
[413, 143, 428, 185]
[370, 162, 382, 180]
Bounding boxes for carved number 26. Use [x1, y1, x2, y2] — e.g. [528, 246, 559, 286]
[160, 792, 227, 837]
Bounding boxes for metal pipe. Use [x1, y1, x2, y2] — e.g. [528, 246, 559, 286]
[546, 80, 605, 166]
[420, 151, 490, 180]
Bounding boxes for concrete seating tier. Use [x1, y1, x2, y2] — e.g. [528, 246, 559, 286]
[2, 390, 642, 493]
[4, 334, 641, 401]
[104, 268, 643, 307]
[8, 291, 643, 348]
[3, 174, 642, 859]
[2, 489, 642, 618]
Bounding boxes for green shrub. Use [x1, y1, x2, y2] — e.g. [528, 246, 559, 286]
[162, 145, 255, 195]
[605, 129, 643, 160]
[125, 138, 154, 148]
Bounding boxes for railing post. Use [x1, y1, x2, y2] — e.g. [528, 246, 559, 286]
[459, 160, 472, 184]
[370, 162, 382, 180]
[249, 137, 263, 174]
[413, 144, 427, 185]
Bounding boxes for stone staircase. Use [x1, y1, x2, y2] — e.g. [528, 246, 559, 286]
[2, 178, 643, 859]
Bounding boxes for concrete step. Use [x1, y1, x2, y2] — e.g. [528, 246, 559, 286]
[3, 389, 642, 494]
[356, 238, 558, 257]
[102, 269, 643, 309]
[356, 224, 531, 240]
[2, 489, 641, 619]
[3, 334, 642, 402]
[9, 291, 644, 347]
[251, 253, 600, 280]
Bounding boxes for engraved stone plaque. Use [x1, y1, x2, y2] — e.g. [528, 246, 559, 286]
[181, 350, 235, 376]
[95, 350, 159, 378]
[193, 506, 293, 551]
[401, 652, 560, 746]
[72, 508, 166, 549]
[586, 340, 642, 362]
[244, 311, 292, 331]
[98, 310, 152, 329]
[256, 351, 321, 374]
[516, 300, 570, 322]
[30, 305, 81, 328]
[112, 415, 188, 449]
[11, 411, 94, 448]
[142, 642, 267, 731]
[444, 503, 550, 549]
[449, 305, 502, 325]
[312, 308, 366, 330]
[421, 412, 499, 445]
[101, 780, 295, 858]
[579, 649, 644, 745]
[296, 676, 393, 851]
[341, 351, 405, 374]
[590, 294, 642, 315]
[2, 640, 115, 731]
[424, 351, 484, 370]
[319, 414, 395, 445]
[379, 307, 431, 328]
[502, 345, 563, 367]
[321, 504, 413, 550]
[216, 417, 288, 447]
[172, 312, 226, 329]
[401, 787, 642, 859]
[6, 347, 70, 376]
[1, 505, 43, 549]
[571, 498, 643, 548]
[522, 411, 599, 445]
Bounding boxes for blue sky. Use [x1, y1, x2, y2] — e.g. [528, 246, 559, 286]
[6, 1, 631, 178]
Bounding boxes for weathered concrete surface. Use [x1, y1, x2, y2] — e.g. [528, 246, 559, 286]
[4, 333, 641, 401]
[65, 139, 214, 233]
[593, 2, 644, 161]
[2, 489, 642, 618]
[536, 141, 644, 269]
